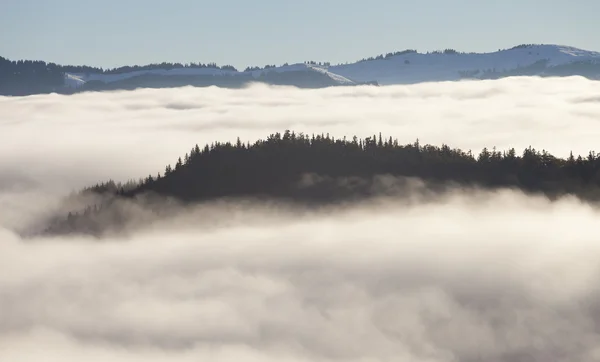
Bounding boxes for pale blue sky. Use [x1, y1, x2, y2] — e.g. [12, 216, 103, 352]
[1, 0, 598, 69]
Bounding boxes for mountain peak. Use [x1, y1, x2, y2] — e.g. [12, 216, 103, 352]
[327, 44, 600, 85]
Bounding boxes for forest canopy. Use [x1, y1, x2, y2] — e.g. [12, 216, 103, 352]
[44, 130, 600, 236]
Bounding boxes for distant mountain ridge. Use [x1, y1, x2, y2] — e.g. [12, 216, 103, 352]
[331, 44, 600, 84]
[2, 44, 600, 95]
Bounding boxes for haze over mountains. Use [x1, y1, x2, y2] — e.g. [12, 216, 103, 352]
[3, 44, 600, 95]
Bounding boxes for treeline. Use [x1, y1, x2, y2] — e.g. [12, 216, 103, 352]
[507, 44, 541, 50]
[0, 57, 64, 95]
[128, 131, 600, 201]
[80, 179, 142, 195]
[356, 49, 417, 63]
[356, 48, 481, 63]
[56, 61, 238, 74]
[78, 62, 239, 74]
[357, 44, 554, 64]
[244, 64, 280, 72]
[45, 131, 600, 236]
[0, 56, 239, 95]
[244, 63, 331, 72]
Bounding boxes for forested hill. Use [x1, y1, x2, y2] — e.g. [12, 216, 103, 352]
[44, 131, 600, 237]
[0, 57, 65, 95]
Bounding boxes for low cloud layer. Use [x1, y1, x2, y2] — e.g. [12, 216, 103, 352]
[2, 78, 600, 361]
[2, 191, 600, 361]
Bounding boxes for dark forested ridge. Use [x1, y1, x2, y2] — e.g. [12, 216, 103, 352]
[0, 56, 359, 95]
[78, 70, 358, 91]
[43, 131, 600, 236]
[0, 57, 65, 95]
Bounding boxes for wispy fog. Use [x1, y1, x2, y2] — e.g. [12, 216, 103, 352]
[2, 192, 600, 361]
[2, 78, 600, 361]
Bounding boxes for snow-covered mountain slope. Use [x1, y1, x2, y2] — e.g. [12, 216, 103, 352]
[328, 44, 600, 85]
[64, 73, 86, 87]
[304, 64, 355, 85]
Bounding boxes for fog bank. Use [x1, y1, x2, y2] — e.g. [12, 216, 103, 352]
[2, 190, 600, 361]
[2, 78, 600, 361]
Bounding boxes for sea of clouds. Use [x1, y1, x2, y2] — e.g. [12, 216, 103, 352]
[2, 77, 600, 361]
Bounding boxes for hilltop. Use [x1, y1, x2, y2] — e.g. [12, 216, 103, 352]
[41, 130, 600, 237]
[330, 44, 600, 84]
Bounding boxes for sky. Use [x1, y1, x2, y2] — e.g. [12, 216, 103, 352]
[1, 0, 599, 70]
